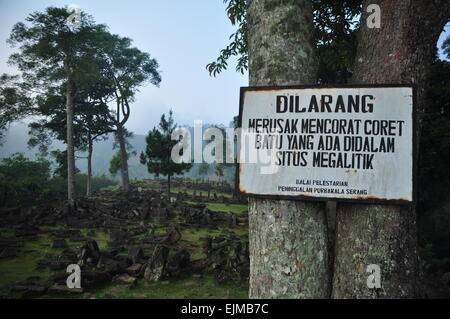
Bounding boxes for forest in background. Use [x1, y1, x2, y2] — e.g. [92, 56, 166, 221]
[0, 0, 449, 298]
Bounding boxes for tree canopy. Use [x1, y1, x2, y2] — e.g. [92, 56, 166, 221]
[207, 0, 362, 83]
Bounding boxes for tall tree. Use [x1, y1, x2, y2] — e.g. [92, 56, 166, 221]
[109, 128, 136, 178]
[247, 0, 329, 298]
[332, 0, 450, 298]
[50, 149, 80, 178]
[109, 150, 126, 177]
[8, 7, 106, 207]
[96, 32, 161, 192]
[140, 111, 192, 197]
[27, 82, 112, 196]
[76, 85, 113, 196]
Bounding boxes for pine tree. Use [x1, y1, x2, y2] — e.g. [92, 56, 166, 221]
[140, 111, 192, 197]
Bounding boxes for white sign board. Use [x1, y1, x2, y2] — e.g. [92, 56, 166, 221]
[238, 85, 414, 203]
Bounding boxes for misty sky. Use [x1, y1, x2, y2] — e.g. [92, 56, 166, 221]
[0, 1, 448, 135]
[0, 0, 248, 134]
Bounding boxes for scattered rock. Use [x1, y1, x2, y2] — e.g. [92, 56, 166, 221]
[108, 230, 128, 247]
[106, 287, 122, 298]
[166, 247, 190, 277]
[49, 261, 66, 271]
[113, 274, 137, 287]
[126, 263, 142, 275]
[128, 247, 144, 264]
[48, 284, 83, 294]
[0, 181, 249, 297]
[51, 239, 68, 249]
[82, 271, 111, 286]
[161, 226, 182, 245]
[144, 245, 168, 282]
[0, 248, 18, 259]
[182, 281, 198, 287]
[442, 272, 450, 286]
[78, 240, 100, 266]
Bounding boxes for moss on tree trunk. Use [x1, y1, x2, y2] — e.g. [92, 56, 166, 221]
[249, 199, 329, 298]
[247, 0, 330, 298]
[332, 0, 450, 298]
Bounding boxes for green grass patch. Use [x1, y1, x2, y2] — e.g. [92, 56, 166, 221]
[0, 231, 54, 293]
[0, 183, 249, 299]
[92, 274, 248, 299]
[186, 202, 248, 214]
[181, 227, 248, 260]
[0, 227, 110, 295]
[80, 229, 109, 250]
[181, 228, 222, 259]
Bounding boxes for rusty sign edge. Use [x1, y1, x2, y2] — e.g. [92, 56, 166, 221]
[236, 84, 417, 206]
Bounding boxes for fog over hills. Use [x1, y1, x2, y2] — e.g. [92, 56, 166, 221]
[0, 122, 153, 180]
[0, 123, 235, 182]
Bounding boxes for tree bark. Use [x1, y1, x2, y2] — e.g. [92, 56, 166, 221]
[332, 0, 450, 298]
[247, 0, 330, 298]
[117, 125, 130, 192]
[66, 77, 76, 207]
[86, 134, 93, 197]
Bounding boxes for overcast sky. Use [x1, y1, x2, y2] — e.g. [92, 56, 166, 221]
[0, 1, 448, 135]
[0, 0, 248, 134]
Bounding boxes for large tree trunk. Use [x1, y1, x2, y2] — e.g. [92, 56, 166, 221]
[66, 77, 76, 207]
[247, 0, 330, 298]
[116, 125, 130, 192]
[332, 0, 450, 298]
[86, 134, 93, 197]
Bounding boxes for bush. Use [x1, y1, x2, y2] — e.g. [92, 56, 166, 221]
[0, 153, 51, 208]
[0, 154, 119, 208]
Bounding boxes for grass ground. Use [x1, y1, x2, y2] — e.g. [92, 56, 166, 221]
[181, 226, 248, 260]
[0, 227, 110, 290]
[40, 274, 248, 299]
[0, 187, 249, 299]
[185, 202, 248, 215]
